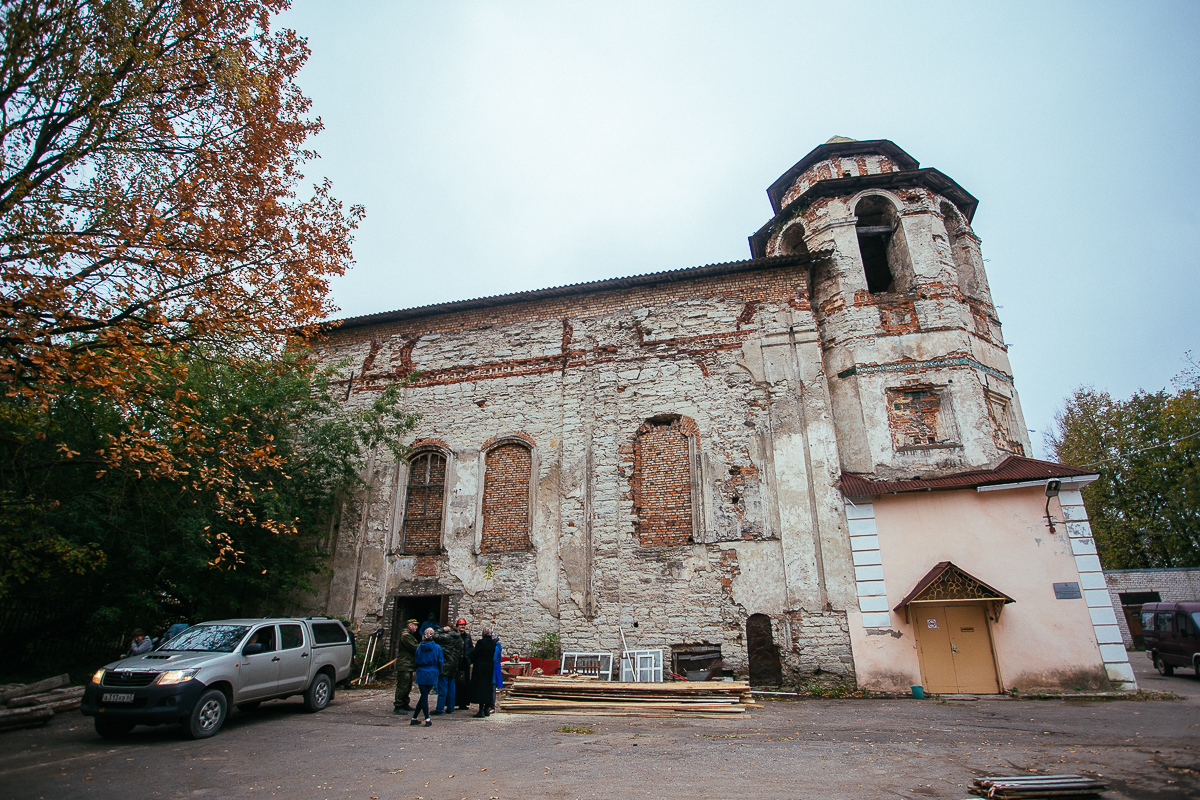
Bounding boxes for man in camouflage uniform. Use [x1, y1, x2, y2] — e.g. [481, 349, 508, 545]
[393, 619, 420, 713]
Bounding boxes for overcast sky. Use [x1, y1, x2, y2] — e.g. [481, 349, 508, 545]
[277, 1, 1199, 458]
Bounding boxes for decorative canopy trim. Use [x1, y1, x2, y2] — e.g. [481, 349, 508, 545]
[894, 561, 1015, 614]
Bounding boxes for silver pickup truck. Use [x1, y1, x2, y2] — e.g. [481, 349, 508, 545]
[81, 617, 353, 739]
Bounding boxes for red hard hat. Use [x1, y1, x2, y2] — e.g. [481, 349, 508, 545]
[456, 618, 467, 626]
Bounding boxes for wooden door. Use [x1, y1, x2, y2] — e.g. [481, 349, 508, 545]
[914, 604, 957, 693]
[945, 605, 999, 693]
[914, 603, 1000, 694]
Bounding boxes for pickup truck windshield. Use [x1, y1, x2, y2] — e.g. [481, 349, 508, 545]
[163, 625, 251, 653]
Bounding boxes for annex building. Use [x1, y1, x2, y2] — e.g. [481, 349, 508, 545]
[310, 138, 1136, 694]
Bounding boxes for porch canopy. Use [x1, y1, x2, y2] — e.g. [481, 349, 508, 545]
[894, 561, 1015, 623]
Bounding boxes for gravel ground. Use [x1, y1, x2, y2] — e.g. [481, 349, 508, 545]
[1, 654, 1196, 800]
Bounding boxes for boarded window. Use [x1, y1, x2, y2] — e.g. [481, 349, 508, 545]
[481, 443, 532, 552]
[887, 386, 959, 449]
[401, 452, 446, 554]
[634, 417, 695, 547]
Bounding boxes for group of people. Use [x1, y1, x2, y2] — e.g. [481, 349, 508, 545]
[393, 613, 503, 726]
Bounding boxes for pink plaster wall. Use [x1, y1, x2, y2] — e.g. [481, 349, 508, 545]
[849, 488, 1110, 693]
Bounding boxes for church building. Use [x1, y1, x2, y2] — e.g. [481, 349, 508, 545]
[312, 138, 1135, 694]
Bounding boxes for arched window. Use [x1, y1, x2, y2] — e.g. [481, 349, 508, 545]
[778, 222, 809, 257]
[633, 415, 698, 547]
[481, 441, 532, 552]
[400, 451, 446, 554]
[854, 195, 910, 294]
[940, 201, 985, 298]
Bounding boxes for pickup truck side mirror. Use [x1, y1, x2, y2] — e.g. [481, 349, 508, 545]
[243, 643, 264, 655]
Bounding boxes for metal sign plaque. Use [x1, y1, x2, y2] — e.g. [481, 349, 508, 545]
[1053, 582, 1082, 600]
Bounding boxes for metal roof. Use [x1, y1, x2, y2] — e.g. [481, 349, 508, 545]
[748, 168, 980, 259]
[765, 139, 921, 214]
[839, 456, 1099, 497]
[325, 253, 813, 331]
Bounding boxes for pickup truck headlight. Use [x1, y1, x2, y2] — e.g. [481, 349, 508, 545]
[156, 669, 199, 685]
[91, 669, 104, 685]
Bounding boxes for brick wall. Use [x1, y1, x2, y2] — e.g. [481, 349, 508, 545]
[402, 453, 445, 554]
[314, 260, 862, 686]
[1104, 568, 1200, 646]
[633, 417, 695, 547]
[481, 443, 532, 552]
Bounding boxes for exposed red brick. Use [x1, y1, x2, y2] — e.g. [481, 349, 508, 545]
[632, 416, 697, 547]
[401, 452, 446, 554]
[481, 443, 532, 552]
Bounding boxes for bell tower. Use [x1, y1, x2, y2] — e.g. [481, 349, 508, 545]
[749, 138, 1029, 479]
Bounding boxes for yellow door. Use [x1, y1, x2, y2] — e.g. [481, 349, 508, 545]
[914, 603, 1001, 694]
[946, 605, 1000, 693]
[914, 604, 958, 693]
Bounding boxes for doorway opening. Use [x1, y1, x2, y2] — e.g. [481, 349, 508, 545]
[746, 613, 782, 686]
[389, 595, 449, 659]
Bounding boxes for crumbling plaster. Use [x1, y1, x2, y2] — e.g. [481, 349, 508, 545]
[315, 268, 860, 684]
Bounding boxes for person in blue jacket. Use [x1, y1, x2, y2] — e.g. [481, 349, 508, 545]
[490, 634, 503, 714]
[412, 628, 443, 727]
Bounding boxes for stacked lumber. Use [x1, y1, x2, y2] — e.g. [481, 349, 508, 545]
[498, 675, 758, 717]
[970, 774, 1108, 798]
[0, 674, 84, 731]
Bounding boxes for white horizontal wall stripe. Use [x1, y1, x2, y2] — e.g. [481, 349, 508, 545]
[1063, 499, 1137, 691]
[850, 535, 880, 552]
[845, 501, 892, 629]
[852, 550, 882, 566]
[847, 518, 878, 536]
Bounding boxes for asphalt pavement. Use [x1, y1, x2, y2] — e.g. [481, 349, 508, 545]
[0, 653, 1196, 800]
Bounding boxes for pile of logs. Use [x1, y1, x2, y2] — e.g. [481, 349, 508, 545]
[498, 674, 758, 717]
[970, 774, 1108, 798]
[0, 675, 84, 731]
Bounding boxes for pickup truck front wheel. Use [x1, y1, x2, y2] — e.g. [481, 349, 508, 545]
[303, 673, 333, 712]
[186, 689, 228, 739]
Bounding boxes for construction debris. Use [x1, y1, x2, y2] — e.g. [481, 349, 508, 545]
[970, 774, 1108, 799]
[498, 674, 758, 717]
[0, 674, 83, 731]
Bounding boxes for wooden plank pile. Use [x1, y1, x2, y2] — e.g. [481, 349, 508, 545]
[0, 674, 84, 731]
[498, 674, 757, 717]
[969, 774, 1108, 799]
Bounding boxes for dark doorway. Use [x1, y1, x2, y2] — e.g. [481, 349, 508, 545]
[390, 595, 449, 659]
[746, 613, 782, 686]
[1119, 591, 1161, 650]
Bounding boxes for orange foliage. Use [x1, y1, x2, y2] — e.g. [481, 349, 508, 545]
[0, 1, 362, 558]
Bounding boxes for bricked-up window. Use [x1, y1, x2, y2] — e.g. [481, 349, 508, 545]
[481, 442, 532, 552]
[985, 391, 1025, 456]
[633, 416, 698, 547]
[886, 386, 960, 450]
[401, 452, 446, 554]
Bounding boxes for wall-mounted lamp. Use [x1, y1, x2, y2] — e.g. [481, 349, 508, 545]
[1044, 479, 1062, 533]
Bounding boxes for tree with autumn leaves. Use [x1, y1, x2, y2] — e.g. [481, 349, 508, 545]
[1049, 357, 1200, 570]
[0, 0, 413, 658]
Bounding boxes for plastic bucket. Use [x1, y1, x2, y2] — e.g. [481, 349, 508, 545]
[911, 685, 925, 699]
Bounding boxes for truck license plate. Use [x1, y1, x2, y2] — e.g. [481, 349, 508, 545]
[101, 693, 134, 703]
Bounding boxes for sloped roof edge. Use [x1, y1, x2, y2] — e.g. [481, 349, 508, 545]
[766, 139, 921, 214]
[893, 561, 1016, 613]
[324, 253, 812, 332]
[839, 456, 1097, 498]
[749, 168, 980, 259]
